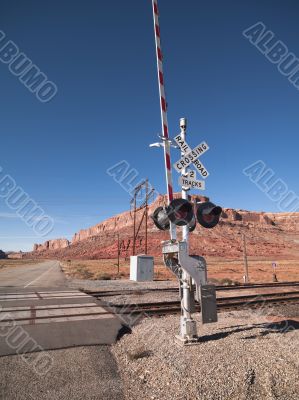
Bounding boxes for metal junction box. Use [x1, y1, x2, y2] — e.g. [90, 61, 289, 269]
[200, 285, 218, 324]
[130, 255, 154, 282]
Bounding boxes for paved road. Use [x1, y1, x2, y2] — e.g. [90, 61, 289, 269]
[0, 260, 66, 287]
[0, 260, 125, 400]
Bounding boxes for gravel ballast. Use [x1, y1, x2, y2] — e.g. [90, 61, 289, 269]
[112, 307, 299, 400]
[69, 278, 178, 292]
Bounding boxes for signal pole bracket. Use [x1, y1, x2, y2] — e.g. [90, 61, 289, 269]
[162, 241, 207, 287]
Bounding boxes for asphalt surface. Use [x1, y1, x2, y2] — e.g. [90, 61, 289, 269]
[0, 260, 125, 400]
[0, 260, 66, 288]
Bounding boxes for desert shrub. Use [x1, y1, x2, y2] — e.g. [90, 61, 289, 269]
[74, 265, 93, 279]
[78, 270, 93, 280]
[220, 278, 240, 286]
[208, 278, 220, 284]
[95, 273, 111, 281]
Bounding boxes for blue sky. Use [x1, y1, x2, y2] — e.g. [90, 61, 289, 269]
[1, 0, 299, 251]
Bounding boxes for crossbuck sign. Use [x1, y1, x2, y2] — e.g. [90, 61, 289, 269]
[173, 134, 210, 190]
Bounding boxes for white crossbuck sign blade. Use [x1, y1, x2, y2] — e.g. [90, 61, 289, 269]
[173, 135, 210, 178]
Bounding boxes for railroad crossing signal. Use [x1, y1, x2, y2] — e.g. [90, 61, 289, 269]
[151, 0, 221, 345]
[151, 123, 222, 230]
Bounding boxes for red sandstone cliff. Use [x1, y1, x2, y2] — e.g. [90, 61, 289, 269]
[29, 194, 299, 260]
[33, 238, 70, 252]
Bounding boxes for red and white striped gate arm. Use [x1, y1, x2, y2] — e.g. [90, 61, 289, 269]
[152, 0, 176, 240]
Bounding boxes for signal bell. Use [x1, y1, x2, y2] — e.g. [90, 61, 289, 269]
[196, 201, 222, 229]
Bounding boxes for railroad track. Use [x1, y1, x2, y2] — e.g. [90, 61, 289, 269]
[217, 281, 299, 291]
[85, 281, 299, 298]
[94, 291, 299, 317]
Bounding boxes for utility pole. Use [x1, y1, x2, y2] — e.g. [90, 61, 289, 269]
[145, 179, 148, 255]
[242, 233, 249, 283]
[131, 180, 153, 256]
[179, 117, 198, 339]
[117, 234, 120, 275]
[272, 261, 278, 282]
[132, 195, 137, 256]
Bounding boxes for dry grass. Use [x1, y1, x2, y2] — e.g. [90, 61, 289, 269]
[206, 258, 299, 284]
[0, 259, 40, 270]
[60, 257, 299, 283]
[61, 258, 172, 281]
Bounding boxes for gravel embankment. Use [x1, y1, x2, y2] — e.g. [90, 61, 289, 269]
[68, 278, 178, 292]
[103, 291, 179, 305]
[112, 307, 299, 400]
[0, 346, 124, 400]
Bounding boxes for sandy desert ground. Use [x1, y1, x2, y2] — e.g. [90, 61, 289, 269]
[0, 259, 39, 270]
[61, 257, 299, 284]
[2, 257, 298, 285]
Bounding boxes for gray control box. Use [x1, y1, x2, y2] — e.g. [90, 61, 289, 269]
[130, 255, 154, 282]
